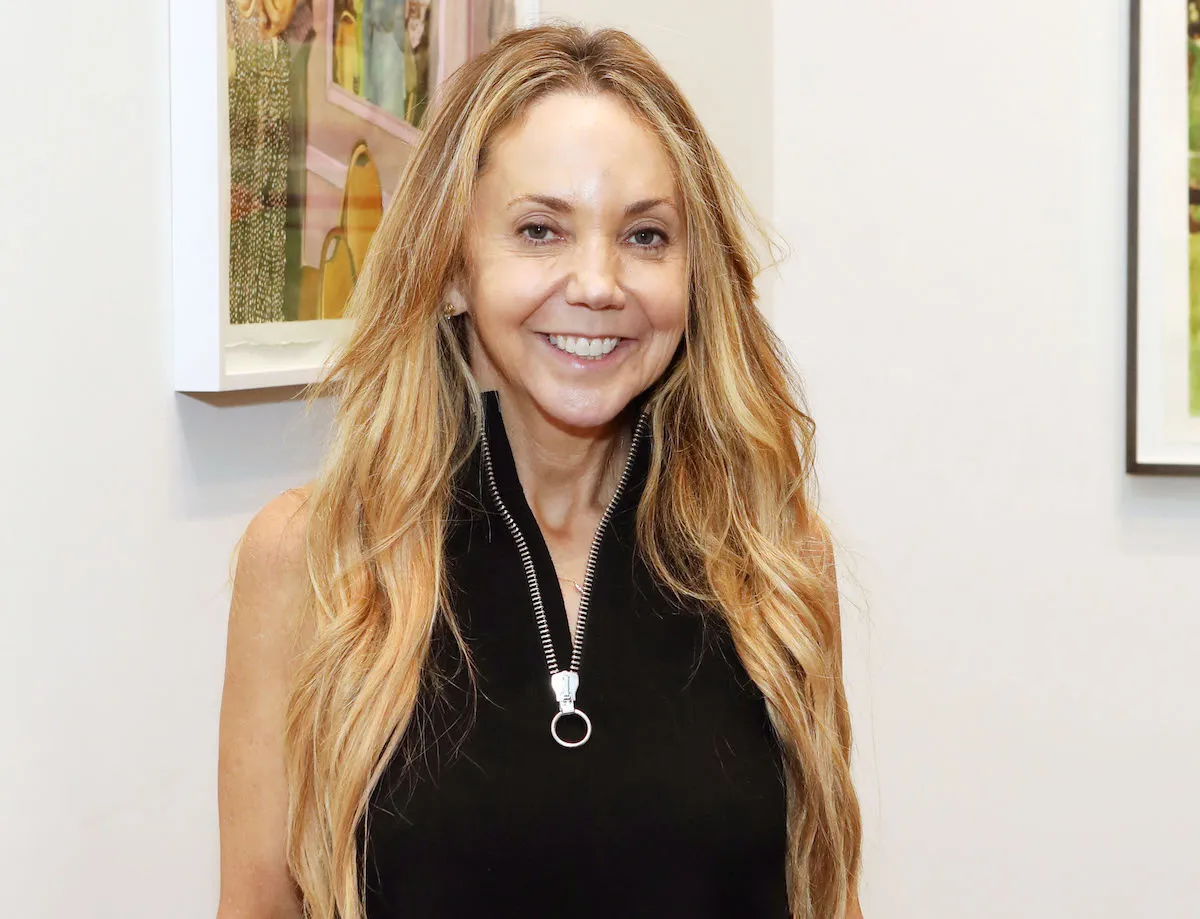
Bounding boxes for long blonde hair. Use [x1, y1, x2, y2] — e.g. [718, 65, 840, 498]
[290, 24, 861, 919]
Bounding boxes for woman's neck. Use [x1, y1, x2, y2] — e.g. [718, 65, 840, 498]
[489, 385, 632, 531]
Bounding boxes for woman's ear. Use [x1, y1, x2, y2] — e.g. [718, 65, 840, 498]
[444, 281, 468, 317]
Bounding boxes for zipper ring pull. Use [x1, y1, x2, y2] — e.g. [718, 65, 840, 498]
[550, 670, 591, 747]
[551, 709, 592, 748]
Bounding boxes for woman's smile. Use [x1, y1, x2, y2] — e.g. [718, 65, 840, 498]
[542, 331, 628, 359]
[538, 332, 633, 366]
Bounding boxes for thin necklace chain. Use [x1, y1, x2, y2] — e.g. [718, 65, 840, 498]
[557, 574, 584, 594]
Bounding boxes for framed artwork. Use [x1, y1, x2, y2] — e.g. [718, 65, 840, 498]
[1127, 0, 1200, 472]
[170, 0, 539, 392]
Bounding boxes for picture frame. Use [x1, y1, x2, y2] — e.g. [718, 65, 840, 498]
[169, 0, 540, 393]
[1127, 0, 1200, 473]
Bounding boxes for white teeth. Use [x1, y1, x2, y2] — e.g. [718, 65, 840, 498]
[547, 335, 620, 359]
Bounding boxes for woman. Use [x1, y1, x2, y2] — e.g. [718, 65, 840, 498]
[217, 24, 863, 919]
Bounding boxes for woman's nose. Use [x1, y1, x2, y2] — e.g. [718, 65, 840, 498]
[563, 238, 626, 310]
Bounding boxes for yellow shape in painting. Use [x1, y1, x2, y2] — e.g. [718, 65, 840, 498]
[334, 10, 362, 93]
[318, 228, 355, 320]
[298, 265, 321, 322]
[341, 140, 384, 283]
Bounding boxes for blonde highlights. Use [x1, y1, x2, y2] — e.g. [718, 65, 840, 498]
[290, 24, 861, 919]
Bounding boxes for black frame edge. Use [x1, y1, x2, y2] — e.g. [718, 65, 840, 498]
[1125, 0, 1200, 476]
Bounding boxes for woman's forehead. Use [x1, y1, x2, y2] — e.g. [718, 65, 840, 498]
[477, 93, 678, 211]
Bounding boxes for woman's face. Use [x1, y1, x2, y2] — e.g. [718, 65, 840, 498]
[463, 91, 688, 431]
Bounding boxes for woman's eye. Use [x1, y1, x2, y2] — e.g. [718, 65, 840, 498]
[629, 228, 667, 248]
[520, 223, 557, 243]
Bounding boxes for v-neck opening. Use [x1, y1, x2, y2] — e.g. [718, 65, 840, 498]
[479, 389, 650, 673]
[481, 391, 576, 669]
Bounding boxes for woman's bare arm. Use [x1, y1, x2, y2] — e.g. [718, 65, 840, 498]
[216, 488, 314, 919]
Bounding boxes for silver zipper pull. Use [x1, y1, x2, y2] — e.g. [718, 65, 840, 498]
[550, 670, 579, 714]
[549, 670, 591, 748]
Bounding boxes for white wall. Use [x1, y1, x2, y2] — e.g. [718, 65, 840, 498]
[772, 1, 1200, 916]
[0, 3, 770, 917]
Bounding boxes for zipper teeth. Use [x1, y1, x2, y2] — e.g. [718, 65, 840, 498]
[480, 434, 559, 673]
[569, 413, 647, 671]
[480, 410, 649, 678]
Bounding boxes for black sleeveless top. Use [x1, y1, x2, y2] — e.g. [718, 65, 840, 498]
[358, 390, 788, 917]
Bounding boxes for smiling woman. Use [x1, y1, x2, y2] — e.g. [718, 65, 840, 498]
[217, 23, 863, 919]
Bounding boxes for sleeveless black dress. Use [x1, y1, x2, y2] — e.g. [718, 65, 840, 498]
[358, 390, 789, 917]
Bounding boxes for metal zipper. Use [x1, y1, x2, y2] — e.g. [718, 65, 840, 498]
[479, 406, 649, 748]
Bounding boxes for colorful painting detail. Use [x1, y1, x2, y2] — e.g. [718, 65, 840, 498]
[1189, 0, 1200, 413]
[225, 0, 518, 326]
[332, 0, 435, 130]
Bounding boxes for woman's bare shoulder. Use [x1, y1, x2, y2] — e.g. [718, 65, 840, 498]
[232, 482, 318, 647]
[240, 483, 314, 574]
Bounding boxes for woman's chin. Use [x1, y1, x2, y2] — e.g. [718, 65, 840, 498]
[531, 384, 633, 433]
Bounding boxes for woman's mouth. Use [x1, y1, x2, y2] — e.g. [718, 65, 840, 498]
[542, 333, 624, 361]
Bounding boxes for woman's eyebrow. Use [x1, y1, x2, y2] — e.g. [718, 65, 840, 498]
[622, 197, 677, 218]
[506, 194, 678, 218]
